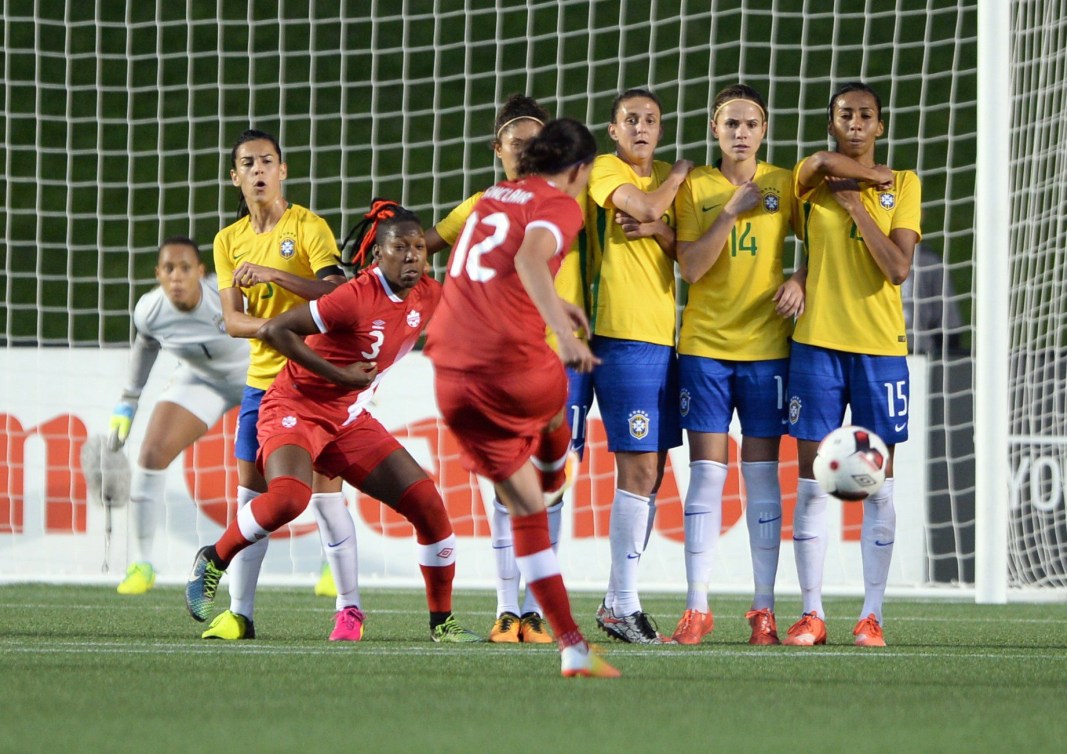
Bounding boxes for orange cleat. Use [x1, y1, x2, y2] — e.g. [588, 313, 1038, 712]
[852, 613, 886, 647]
[518, 612, 553, 643]
[671, 609, 714, 645]
[782, 611, 827, 646]
[488, 611, 521, 643]
[745, 608, 780, 645]
[561, 642, 621, 678]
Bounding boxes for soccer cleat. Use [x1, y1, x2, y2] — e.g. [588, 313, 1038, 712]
[561, 641, 621, 678]
[597, 608, 675, 645]
[185, 545, 225, 623]
[116, 562, 156, 595]
[746, 608, 781, 645]
[671, 608, 714, 645]
[544, 450, 580, 507]
[314, 561, 338, 598]
[852, 613, 887, 647]
[431, 614, 483, 643]
[329, 605, 365, 642]
[488, 611, 520, 643]
[518, 612, 553, 643]
[201, 610, 255, 640]
[783, 611, 827, 646]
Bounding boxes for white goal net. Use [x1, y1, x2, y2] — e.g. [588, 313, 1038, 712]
[2, 1, 1039, 599]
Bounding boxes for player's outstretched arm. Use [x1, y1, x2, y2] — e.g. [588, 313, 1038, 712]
[256, 304, 377, 389]
[107, 332, 162, 451]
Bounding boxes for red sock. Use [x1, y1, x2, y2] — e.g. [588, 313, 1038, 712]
[535, 421, 572, 493]
[216, 476, 311, 562]
[511, 510, 580, 644]
[395, 478, 455, 613]
[393, 477, 452, 544]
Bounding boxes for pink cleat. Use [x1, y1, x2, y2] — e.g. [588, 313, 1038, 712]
[329, 605, 365, 642]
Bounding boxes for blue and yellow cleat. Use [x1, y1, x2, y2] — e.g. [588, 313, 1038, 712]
[201, 610, 255, 640]
[185, 546, 225, 623]
[116, 562, 156, 595]
[430, 614, 483, 643]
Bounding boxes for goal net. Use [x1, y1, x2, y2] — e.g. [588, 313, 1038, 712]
[0, 0, 1021, 597]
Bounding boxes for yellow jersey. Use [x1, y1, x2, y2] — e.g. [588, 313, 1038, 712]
[214, 203, 339, 389]
[676, 161, 800, 360]
[792, 159, 922, 356]
[586, 154, 677, 347]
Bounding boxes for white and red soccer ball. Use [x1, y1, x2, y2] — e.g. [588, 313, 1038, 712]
[813, 426, 889, 501]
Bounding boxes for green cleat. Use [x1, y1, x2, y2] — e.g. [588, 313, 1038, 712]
[314, 561, 338, 597]
[201, 610, 255, 640]
[116, 562, 156, 595]
[430, 614, 483, 643]
[185, 546, 225, 622]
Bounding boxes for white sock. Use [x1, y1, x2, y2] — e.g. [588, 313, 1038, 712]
[608, 488, 650, 616]
[859, 478, 896, 623]
[683, 461, 727, 612]
[489, 498, 520, 617]
[792, 478, 829, 619]
[741, 460, 782, 612]
[519, 500, 562, 616]
[228, 486, 269, 619]
[128, 465, 166, 565]
[310, 492, 361, 611]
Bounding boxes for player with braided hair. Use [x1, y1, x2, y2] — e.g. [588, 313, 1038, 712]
[186, 201, 481, 643]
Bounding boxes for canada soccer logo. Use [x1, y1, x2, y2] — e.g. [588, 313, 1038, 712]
[281, 415, 297, 428]
[406, 309, 421, 328]
[628, 410, 650, 440]
[879, 192, 895, 210]
[279, 237, 296, 259]
[763, 191, 780, 213]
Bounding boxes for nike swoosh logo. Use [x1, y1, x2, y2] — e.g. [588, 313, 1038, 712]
[701, 203, 721, 212]
[875, 539, 894, 547]
[894, 422, 907, 432]
[684, 511, 708, 517]
[758, 515, 782, 524]
[626, 553, 640, 560]
[327, 536, 351, 548]
[491, 544, 512, 550]
[234, 250, 249, 261]
[793, 535, 817, 542]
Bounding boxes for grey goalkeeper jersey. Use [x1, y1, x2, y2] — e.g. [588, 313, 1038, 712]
[127, 278, 249, 391]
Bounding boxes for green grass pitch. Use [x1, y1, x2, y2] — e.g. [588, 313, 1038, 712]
[2, 584, 1065, 753]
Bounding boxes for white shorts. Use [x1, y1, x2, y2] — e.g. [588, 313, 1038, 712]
[155, 365, 244, 428]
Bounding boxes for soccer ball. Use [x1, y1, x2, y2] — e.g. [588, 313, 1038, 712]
[812, 426, 889, 501]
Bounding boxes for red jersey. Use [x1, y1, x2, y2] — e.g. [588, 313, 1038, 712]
[269, 266, 441, 420]
[424, 175, 584, 372]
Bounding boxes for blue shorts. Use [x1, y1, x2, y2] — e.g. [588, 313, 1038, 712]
[678, 355, 789, 437]
[787, 342, 909, 445]
[235, 386, 266, 463]
[592, 336, 682, 453]
[565, 367, 595, 460]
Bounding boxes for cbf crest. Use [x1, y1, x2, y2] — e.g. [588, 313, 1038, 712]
[879, 192, 896, 210]
[628, 410, 650, 440]
[788, 396, 802, 425]
[679, 388, 691, 417]
[279, 236, 296, 259]
[762, 189, 780, 214]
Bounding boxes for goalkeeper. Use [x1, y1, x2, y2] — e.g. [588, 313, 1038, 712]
[108, 237, 249, 595]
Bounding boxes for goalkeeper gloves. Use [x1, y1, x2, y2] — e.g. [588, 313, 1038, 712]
[107, 395, 139, 451]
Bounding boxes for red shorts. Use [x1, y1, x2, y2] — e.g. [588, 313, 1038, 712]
[257, 393, 402, 486]
[434, 362, 567, 483]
